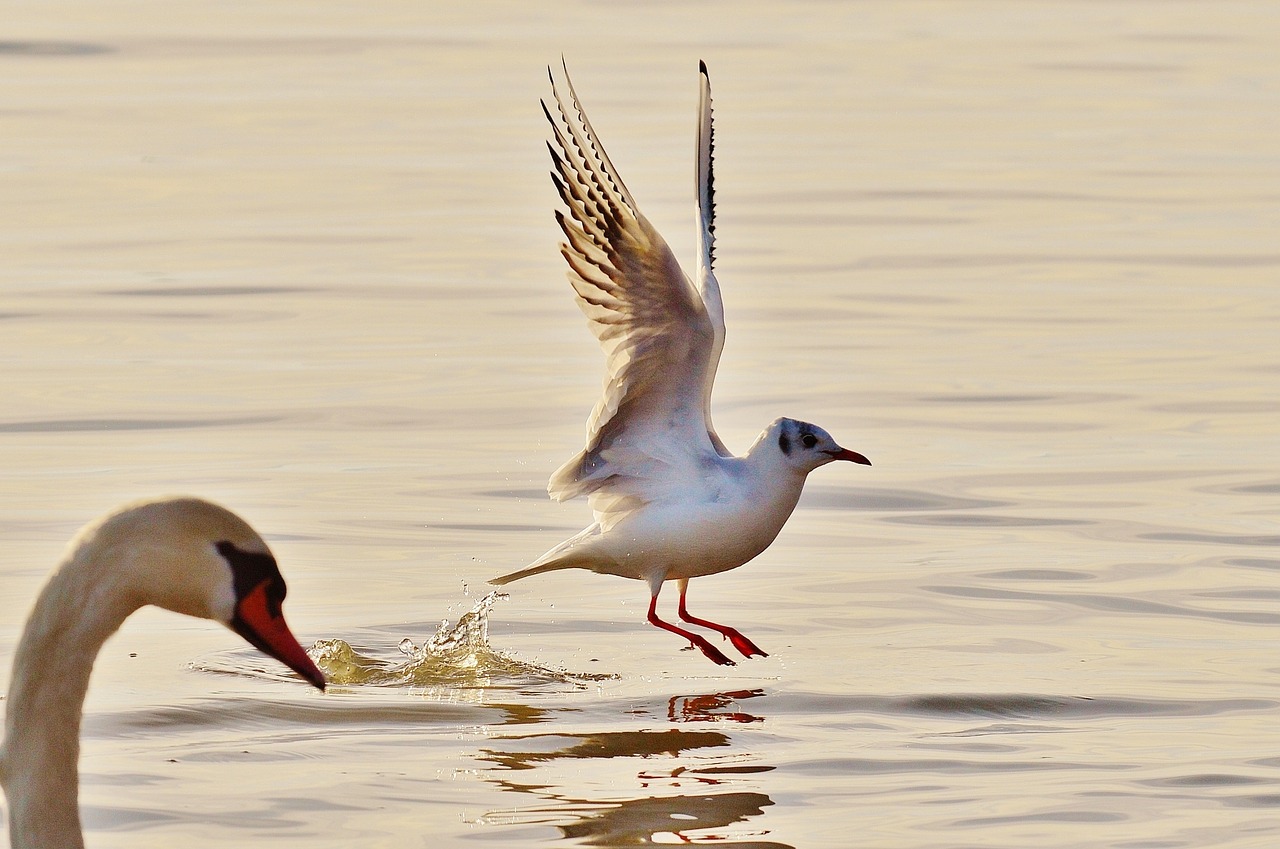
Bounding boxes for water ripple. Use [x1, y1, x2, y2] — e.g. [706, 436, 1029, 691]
[1141, 531, 1280, 547]
[979, 569, 1095, 581]
[926, 584, 1280, 626]
[1227, 558, 1280, 571]
[887, 514, 1089, 528]
[0, 415, 278, 433]
[801, 486, 1006, 512]
[786, 755, 1108, 776]
[769, 691, 1275, 720]
[106, 285, 318, 297]
[0, 40, 112, 56]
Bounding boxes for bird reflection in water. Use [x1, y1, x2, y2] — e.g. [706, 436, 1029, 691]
[668, 688, 766, 724]
[481, 689, 790, 847]
[555, 792, 786, 848]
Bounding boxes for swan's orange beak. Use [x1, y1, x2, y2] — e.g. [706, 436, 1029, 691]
[231, 581, 326, 691]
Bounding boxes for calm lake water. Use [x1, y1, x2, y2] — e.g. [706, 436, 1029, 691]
[3, 2, 1279, 846]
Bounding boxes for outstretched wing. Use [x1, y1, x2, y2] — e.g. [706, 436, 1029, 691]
[695, 61, 730, 457]
[544, 62, 722, 513]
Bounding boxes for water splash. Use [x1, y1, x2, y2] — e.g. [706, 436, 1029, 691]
[307, 591, 613, 690]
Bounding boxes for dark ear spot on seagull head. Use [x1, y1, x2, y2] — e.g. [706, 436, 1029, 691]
[772, 418, 871, 470]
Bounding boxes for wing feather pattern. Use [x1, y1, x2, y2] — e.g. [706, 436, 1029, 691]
[544, 63, 723, 517]
[695, 61, 730, 457]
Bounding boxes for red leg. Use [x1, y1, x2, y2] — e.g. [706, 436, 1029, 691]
[647, 588, 735, 666]
[677, 580, 768, 659]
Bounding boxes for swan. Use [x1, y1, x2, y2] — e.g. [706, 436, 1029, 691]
[0, 496, 326, 849]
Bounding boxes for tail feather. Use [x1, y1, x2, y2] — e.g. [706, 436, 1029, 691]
[489, 523, 603, 585]
[490, 560, 575, 586]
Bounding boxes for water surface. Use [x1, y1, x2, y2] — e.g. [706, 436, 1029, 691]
[2, 2, 1278, 847]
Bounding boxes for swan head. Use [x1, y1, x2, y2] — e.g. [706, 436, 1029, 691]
[757, 417, 872, 473]
[73, 497, 326, 690]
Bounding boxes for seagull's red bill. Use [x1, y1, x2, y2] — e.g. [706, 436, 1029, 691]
[830, 448, 872, 465]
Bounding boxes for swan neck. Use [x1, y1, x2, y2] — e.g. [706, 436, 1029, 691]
[3, 547, 141, 849]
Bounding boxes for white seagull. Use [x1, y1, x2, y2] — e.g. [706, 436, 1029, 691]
[491, 62, 870, 666]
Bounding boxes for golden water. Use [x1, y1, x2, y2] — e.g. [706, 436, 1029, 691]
[2, 2, 1279, 846]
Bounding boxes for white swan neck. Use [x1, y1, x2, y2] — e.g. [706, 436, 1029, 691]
[3, 548, 141, 849]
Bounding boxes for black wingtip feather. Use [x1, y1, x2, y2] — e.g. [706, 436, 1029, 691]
[699, 59, 709, 76]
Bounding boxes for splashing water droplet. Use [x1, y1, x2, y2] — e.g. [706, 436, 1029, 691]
[296, 590, 615, 691]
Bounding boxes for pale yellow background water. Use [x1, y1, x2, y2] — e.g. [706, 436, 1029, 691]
[3, 1, 1279, 846]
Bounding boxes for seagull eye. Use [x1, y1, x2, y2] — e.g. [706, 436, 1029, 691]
[801, 433, 818, 449]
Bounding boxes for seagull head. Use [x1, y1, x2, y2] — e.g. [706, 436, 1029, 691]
[762, 417, 871, 473]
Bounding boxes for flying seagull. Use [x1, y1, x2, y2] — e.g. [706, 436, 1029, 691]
[492, 62, 871, 665]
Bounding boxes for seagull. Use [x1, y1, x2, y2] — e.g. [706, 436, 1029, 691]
[491, 62, 871, 666]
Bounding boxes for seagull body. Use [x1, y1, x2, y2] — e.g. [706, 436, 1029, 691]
[492, 62, 870, 666]
[502, 423, 818, 584]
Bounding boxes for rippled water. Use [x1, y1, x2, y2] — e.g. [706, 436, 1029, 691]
[2, 2, 1278, 847]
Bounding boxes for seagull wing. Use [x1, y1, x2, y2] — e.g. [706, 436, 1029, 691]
[695, 61, 730, 457]
[544, 63, 723, 513]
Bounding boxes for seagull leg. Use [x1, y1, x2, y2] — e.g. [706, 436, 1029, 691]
[676, 579, 768, 659]
[646, 580, 735, 666]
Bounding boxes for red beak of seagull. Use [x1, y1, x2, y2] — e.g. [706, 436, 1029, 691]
[828, 448, 872, 466]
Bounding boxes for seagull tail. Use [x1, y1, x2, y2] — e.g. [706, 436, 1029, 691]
[489, 524, 604, 586]
[489, 560, 575, 586]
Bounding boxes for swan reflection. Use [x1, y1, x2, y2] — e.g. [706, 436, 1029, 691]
[481, 689, 789, 847]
